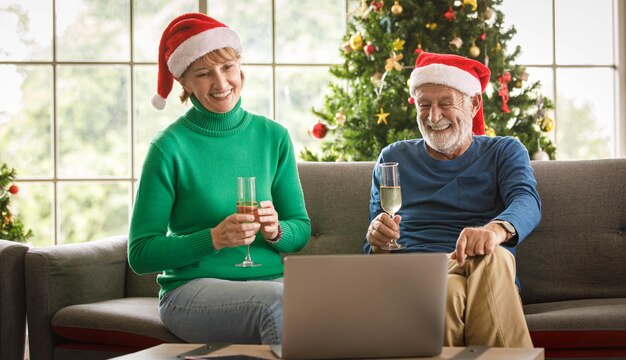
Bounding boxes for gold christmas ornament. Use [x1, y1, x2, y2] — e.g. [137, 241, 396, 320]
[349, 33, 363, 51]
[385, 52, 403, 72]
[485, 127, 496, 137]
[334, 111, 347, 125]
[449, 36, 463, 50]
[514, 79, 523, 88]
[375, 107, 390, 125]
[463, 0, 478, 12]
[391, 1, 403, 15]
[483, 7, 493, 20]
[519, 71, 529, 81]
[392, 38, 406, 51]
[342, 41, 353, 54]
[468, 44, 480, 57]
[425, 22, 438, 30]
[371, 72, 383, 85]
[539, 116, 555, 132]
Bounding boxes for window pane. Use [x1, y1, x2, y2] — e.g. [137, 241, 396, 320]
[525, 67, 555, 104]
[275, 66, 333, 157]
[556, 68, 614, 160]
[10, 182, 53, 247]
[56, 0, 130, 62]
[0, 65, 53, 177]
[501, 0, 553, 65]
[241, 65, 272, 118]
[58, 182, 130, 244]
[57, 65, 130, 178]
[133, 0, 197, 62]
[208, 0, 272, 64]
[133, 65, 190, 177]
[555, 0, 614, 65]
[275, 0, 345, 64]
[0, 0, 53, 61]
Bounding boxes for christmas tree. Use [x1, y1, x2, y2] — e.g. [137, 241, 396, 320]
[0, 164, 33, 243]
[302, 0, 556, 161]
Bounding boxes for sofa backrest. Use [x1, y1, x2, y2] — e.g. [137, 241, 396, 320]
[126, 159, 626, 305]
[297, 161, 375, 255]
[517, 158, 626, 304]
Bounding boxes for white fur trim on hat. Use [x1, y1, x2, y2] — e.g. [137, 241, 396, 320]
[167, 27, 242, 78]
[409, 63, 482, 98]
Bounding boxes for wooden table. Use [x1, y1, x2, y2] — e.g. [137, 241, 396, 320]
[111, 343, 544, 360]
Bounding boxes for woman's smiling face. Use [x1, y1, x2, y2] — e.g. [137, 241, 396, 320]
[179, 55, 242, 114]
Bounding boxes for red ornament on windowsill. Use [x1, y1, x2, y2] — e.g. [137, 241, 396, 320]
[8, 184, 19, 195]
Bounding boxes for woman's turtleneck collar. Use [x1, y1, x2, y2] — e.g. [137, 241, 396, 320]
[180, 96, 251, 136]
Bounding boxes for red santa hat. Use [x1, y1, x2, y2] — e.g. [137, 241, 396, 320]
[408, 52, 491, 135]
[151, 13, 242, 110]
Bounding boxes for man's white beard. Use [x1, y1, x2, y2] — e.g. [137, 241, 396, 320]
[418, 114, 473, 156]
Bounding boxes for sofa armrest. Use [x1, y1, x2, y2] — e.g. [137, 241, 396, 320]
[25, 235, 128, 360]
[0, 240, 29, 360]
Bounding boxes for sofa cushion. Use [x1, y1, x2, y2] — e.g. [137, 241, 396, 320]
[297, 161, 375, 255]
[525, 298, 626, 351]
[51, 297, 181, 348]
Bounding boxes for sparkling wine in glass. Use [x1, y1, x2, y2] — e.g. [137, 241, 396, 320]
[379, 162, 405, 250]
[235, 176, 262, 267]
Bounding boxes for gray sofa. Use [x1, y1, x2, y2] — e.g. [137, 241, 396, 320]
[0, 239, 29, 360]
[24, 159, 626, 360]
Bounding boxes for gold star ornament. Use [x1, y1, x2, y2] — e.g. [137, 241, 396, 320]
[375, 107, 390, 125]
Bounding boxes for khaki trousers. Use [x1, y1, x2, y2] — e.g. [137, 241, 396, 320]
[445, 246, 533, 348]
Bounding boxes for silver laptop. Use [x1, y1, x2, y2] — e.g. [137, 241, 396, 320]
[272, 253, 448, 359]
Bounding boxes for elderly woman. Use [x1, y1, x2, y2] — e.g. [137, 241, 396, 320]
[128, 13, 310, 345]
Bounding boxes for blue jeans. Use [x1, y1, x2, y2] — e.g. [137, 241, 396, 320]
[159, 277, 284, 344]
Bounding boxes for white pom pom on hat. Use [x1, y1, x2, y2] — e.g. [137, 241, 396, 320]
[151, 13, 242, 110]
[151, 93, 167, 111]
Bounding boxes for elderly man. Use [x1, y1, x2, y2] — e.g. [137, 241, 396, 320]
[364, 52, 541, 348]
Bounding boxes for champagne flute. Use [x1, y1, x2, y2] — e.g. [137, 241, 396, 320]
[379, 162, 405, 250]
[235, 177, 262, 267]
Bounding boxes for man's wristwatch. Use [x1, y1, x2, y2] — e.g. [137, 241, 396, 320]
[491, 220, 517, 240]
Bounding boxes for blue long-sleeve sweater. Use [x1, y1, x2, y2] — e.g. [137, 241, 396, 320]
[363, 136, 541, 257]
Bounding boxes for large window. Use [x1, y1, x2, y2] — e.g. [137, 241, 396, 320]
[502, 0, 623, 160]
[0, 0, 345, 246]
[0, 0, 623, 246]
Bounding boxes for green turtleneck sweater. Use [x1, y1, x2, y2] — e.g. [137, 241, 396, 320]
[128, 97, 311, 298]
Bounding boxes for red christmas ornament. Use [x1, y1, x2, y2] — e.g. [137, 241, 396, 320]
[8, 184, 18, 195]
[408, 97, 415, 105]
[311, 121, 328, 139]
[364, 43, 377, 56]
[414, 44, 424, 55]
[502, 71, 512, 83]
[371, 0, 384, 11]
[443, 6, 456, 22]
[480, 33, 487, 41]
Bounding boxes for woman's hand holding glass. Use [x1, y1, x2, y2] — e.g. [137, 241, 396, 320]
[257, 200, 279, 241]
[210, 214, 260, 251]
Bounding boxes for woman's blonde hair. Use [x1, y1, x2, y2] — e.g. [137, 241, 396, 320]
[179, 47, 245, 104]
